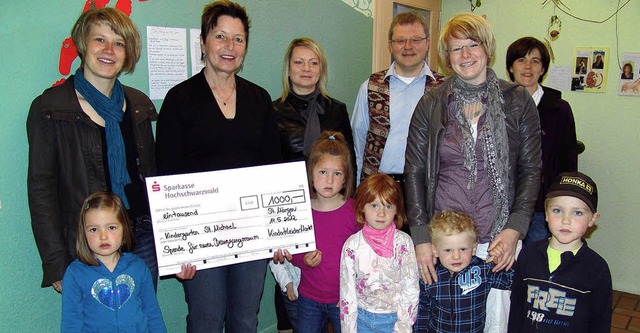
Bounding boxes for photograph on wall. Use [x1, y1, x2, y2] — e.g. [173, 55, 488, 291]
[619, 52, 640, 96]
[572, 47, 609, 93]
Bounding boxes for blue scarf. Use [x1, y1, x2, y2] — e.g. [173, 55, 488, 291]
[74, 68, 131, 208]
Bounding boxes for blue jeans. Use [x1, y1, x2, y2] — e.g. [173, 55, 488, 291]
[523, 212, 550, 246]
[357, 307, 397, 333]
[183, 259, 267, 333]
[297, 294, 341, 333]
[132, 215, 158, 291]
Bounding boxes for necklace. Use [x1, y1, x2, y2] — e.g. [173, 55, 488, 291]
[213, 85, 236, 106]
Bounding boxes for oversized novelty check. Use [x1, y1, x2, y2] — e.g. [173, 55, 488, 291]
[146, 161, 316, 276]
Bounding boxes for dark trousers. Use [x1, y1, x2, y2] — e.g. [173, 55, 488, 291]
[275, 284, 293, 330]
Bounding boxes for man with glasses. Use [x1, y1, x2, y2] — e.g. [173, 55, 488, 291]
[351, 11, 445, 200]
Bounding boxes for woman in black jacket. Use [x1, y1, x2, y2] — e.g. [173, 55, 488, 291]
[273, 37, 355, 164]
[271, 37, 354, 333]
[506, 37, 578, 246]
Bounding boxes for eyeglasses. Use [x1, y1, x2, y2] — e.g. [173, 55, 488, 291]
[448, 41, 483, 55]
[390, 37, 428, 47]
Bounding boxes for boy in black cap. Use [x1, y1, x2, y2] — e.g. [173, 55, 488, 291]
[508, 172, 612, 333]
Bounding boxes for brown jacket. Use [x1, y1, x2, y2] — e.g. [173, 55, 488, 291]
[405, 77, 541, 245]
[27, 76, 157, 287]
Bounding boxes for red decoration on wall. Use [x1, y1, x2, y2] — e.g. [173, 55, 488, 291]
[58, 37, 78, 76]
[82, 0, 111, 12]
[115, 0, 132, 16]
[52, 0, 148, 87]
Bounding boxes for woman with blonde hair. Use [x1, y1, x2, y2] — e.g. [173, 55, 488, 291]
[270, 39, 354, 331]
[273, 37, 354, 166]
[405, 13, 541, 332]
[27, 7, 160, 293]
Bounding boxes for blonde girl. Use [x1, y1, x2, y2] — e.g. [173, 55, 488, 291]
[61, 192, 166, 333]
[339, 173, 419, 332]
[275, 131, 360, 333]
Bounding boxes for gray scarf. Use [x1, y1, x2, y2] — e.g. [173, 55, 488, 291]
[452, 68, 510, 240]
[292, 88, 324, 156]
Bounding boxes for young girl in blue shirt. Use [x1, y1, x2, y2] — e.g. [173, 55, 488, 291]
[61, 192, 167, 333]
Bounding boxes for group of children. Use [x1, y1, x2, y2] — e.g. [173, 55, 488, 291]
[62, 129, 610, 333]
[271, 131, 612, 333]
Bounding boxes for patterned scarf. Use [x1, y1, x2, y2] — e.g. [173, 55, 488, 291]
[291, 88, 323, 157]
[74, 68, 131, 208]
[362, 222, 396, 258]
[451, 68, 509, 240]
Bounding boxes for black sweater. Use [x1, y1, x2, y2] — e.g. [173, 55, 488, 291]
[156, 70, 281, 175]
[508, 239, 612, 333]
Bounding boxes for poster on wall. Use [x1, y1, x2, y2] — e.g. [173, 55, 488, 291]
[619, 52, 640, 97]
[147, 26, 188, 100]
[571, 47, 609, 93]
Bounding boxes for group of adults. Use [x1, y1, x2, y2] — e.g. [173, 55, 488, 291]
[26, 1, 578, 332]
[358, 11, 577, 333]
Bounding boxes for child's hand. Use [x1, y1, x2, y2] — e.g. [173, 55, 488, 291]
[486, 242, 505, 264]
[303, 250, 322, 267]
[273, 249, 292, 264]
[488, 229, 520, 272]
[176, 263, 197, 280]
[285, 282, 297, 301]
[52, 280, 62, 294]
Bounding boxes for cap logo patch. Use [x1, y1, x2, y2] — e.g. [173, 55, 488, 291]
[559, 176, 593, 194]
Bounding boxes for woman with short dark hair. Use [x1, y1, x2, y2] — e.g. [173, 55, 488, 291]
[155, 1, 281, 331]
[506, 36, 578, 246]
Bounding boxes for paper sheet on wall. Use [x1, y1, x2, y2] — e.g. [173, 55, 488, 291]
[546, 66, 571, 92]
[190, 29, 205, 77]
[147, 26, 188, 100]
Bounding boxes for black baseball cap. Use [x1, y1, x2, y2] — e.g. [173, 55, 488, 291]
[546, 172, 598, 212]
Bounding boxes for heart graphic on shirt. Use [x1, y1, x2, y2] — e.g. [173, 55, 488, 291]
[91, 274, 135, 310]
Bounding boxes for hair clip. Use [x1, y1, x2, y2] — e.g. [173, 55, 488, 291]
[329, 135, 335, 140]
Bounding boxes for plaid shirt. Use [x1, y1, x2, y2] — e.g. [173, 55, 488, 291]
[413, 256, 513, 333]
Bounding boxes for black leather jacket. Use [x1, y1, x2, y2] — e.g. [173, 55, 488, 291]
[273, 93, 355, 164]
[27, 76, 157, 287]
[405, 77, 541, 245]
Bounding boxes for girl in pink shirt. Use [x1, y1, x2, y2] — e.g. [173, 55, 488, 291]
[276, 131, 360, 332]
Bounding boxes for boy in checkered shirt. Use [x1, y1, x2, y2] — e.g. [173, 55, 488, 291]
[413, 211, 513, 332]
